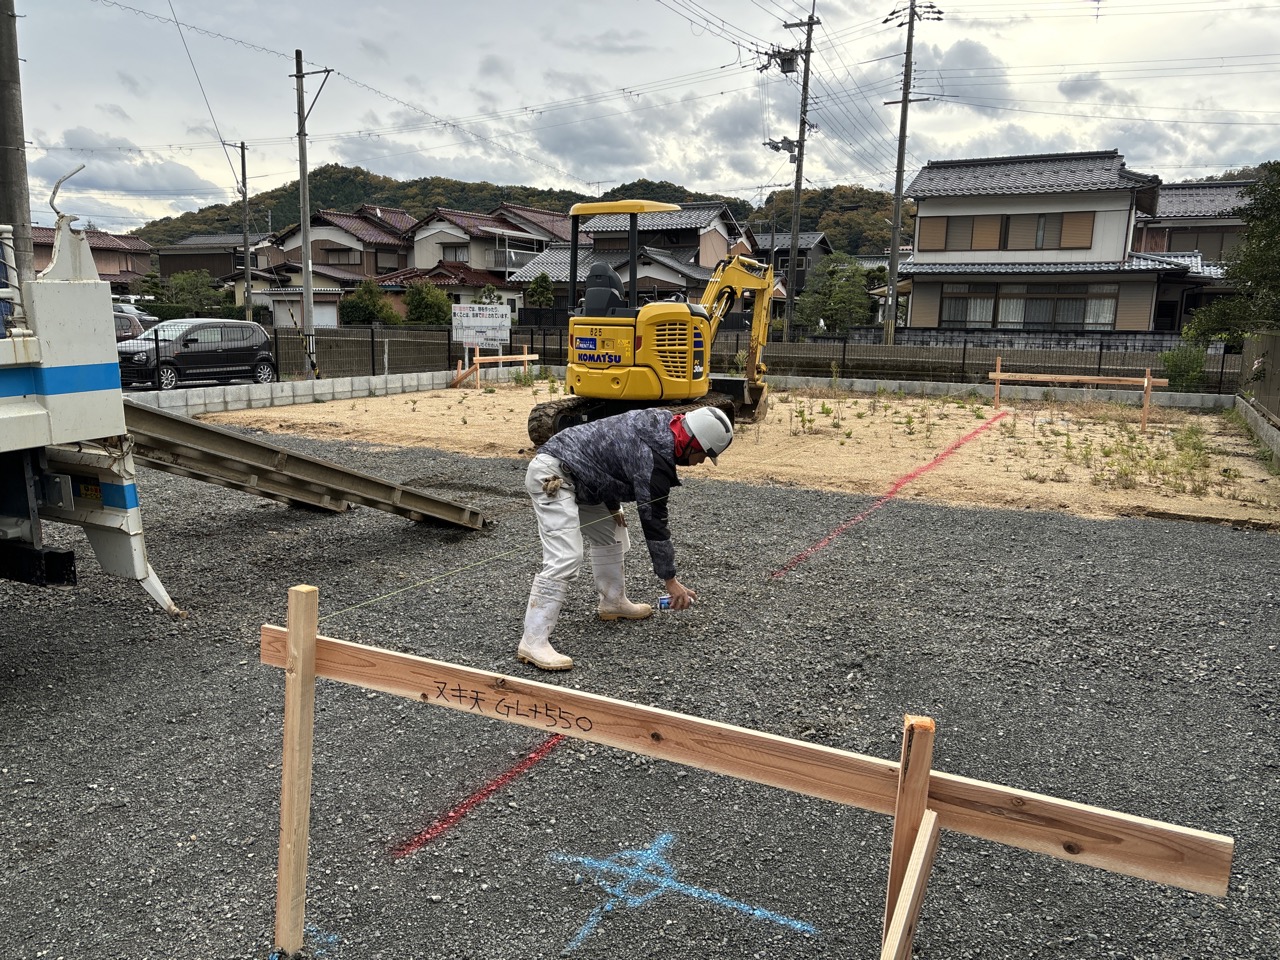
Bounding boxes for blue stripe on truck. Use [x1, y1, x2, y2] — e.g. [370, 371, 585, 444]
[0, 362, 122, 398]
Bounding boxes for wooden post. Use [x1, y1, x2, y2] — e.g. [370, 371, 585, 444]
[274, 585, 319, 955]
[993, 355, 1002, 409]
[522, 344, 530, 374]
[1141, 368, 1153, 434]
[883, 716, 937, 945]
[880, 810, 942, 960]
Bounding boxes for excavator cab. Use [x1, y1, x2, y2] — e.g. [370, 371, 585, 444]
[527, 199, 772, 445]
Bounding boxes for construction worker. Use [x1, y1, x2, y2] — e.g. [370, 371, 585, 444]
[518, 406, 734, 671]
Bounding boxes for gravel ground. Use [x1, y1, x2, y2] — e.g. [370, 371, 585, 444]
[1, 431, 1277, 960]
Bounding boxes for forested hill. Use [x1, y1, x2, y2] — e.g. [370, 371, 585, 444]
[130, 165, 757, 247]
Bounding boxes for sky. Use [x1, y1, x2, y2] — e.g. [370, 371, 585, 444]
[12, 0, 1280, 234]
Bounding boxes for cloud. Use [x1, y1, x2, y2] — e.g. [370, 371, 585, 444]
[115, 71, 145, 99]
[913, 39, 1013, 116]
[565, 28, 656, 56]
[358, 38, 388, 61]
[1057, 72, 1137, 106]
[478, 55, 513, 84]
[25, 127, 227, 224]
[97, 104, 133, 124]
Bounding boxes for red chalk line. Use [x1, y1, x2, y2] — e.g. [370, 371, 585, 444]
[770, 410, 1009, 578]
[393, 734, 566, 858]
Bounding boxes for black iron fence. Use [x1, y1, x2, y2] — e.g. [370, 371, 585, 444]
[264, 323, 1245, 396]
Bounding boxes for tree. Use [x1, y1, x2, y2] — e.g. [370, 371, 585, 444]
[472, 283, 502, 305]
[403, 280, 452, 325]
[339, 279, 401, 326]
[167, 269, 223, 316]
[1184, 161, 1280, 346]
[128, 270, 166, 301]
[794, 253, 872, 331]
[526, 272, 554, 309]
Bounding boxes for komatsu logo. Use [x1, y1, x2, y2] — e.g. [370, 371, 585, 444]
[579, 352, 622, 364]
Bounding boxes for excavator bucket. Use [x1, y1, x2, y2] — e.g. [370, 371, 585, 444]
[710, 376, 770, 423]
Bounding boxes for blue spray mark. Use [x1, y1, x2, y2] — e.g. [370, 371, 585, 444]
[270, 924, 340, 959]
[305, 924, 341, 958]
[550, 833, 817, 953]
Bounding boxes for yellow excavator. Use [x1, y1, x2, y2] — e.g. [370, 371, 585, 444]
[527, 200, 775, 445]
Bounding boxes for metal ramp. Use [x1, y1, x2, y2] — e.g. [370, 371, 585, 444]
[122, 399, 486, 530]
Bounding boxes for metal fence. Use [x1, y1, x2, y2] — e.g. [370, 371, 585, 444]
[1241, 331, 1278, 418]
[266, 323, 1245, 396]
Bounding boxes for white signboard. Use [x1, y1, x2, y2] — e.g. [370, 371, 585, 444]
[451, 304, 511, 349]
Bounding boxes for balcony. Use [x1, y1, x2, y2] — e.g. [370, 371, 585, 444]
[485, 249, 538, 272]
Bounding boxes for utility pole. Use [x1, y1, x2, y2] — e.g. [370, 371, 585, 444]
[883, 0, 941, 345]
[782, 2, 818, 342]
[225, 140, 252, 324]
[239, 141, 251, 324]
[0, 0, 33, 285]
[293, 50, 330, 377]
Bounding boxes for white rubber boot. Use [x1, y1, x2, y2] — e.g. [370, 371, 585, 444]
[517, 575, 572, 671]
[590, 542, 654, 621]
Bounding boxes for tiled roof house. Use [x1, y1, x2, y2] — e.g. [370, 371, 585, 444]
[274, 207, 411, 279]
[900, 150, 1221, 334]
[32, 226, 151, 291]
[409, 205, 569, 280]
[1134, 181, 1252, 263]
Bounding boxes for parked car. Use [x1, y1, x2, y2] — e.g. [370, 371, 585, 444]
[113, 312, 144, 342]
[113, 302, 160, 329]
[117, 318, 277, 390]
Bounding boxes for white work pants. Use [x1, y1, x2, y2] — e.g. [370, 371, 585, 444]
[525, 453, 629, 582]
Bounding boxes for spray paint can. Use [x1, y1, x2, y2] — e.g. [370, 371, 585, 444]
[657, 594, 673, 611]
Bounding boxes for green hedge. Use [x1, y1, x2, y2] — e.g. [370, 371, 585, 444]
[143, 302, 272, 324]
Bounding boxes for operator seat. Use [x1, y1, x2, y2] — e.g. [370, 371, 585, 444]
[582, 263, 626, 316]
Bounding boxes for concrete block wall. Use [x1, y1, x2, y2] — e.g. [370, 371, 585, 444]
[125, 367, 521, 418]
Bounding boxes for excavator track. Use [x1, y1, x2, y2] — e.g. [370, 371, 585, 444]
[527, 392, 740, 447]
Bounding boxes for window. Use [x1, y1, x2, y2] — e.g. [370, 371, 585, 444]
[940, 281, 1118, 331]
[442, 245, 470, 263]
[945, 216, 973, 251]
[922, 212, 1096, 252]
[939, 283, 996, 328]
[326, 248, 361, 266]
[376, 250, 399, 271]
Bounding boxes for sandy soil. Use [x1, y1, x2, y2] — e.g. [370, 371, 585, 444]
[204, 381, 1278, 529]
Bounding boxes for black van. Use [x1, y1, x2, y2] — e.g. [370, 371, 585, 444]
[118, 318, 277, 390]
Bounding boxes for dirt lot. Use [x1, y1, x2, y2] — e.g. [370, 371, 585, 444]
[206, 381, 1277, 529]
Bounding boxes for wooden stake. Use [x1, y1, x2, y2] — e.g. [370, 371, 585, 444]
[274, 585, 319, 955]
[993, 355, 1002, 409]
[1141, 368, 1153, 434]
[883, 716, 936, 941]
[880, 810, 942, 960]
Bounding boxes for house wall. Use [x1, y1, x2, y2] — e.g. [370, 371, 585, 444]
[698, 225, 730, 268]
[159, 251, 235, 279]
[914, 191, 1135, 263]
[32, 242, 145, 278]
[413, 224, 470, 269]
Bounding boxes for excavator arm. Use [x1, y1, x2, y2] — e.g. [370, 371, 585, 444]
[701, 254, 774, 421]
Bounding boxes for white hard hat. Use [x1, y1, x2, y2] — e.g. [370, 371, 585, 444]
[684, 407, 733, 464]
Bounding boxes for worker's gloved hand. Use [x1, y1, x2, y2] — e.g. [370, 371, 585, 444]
[664, 577, 697, 610]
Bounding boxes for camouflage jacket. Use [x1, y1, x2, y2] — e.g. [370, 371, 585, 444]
[540, 408, 680, 580]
